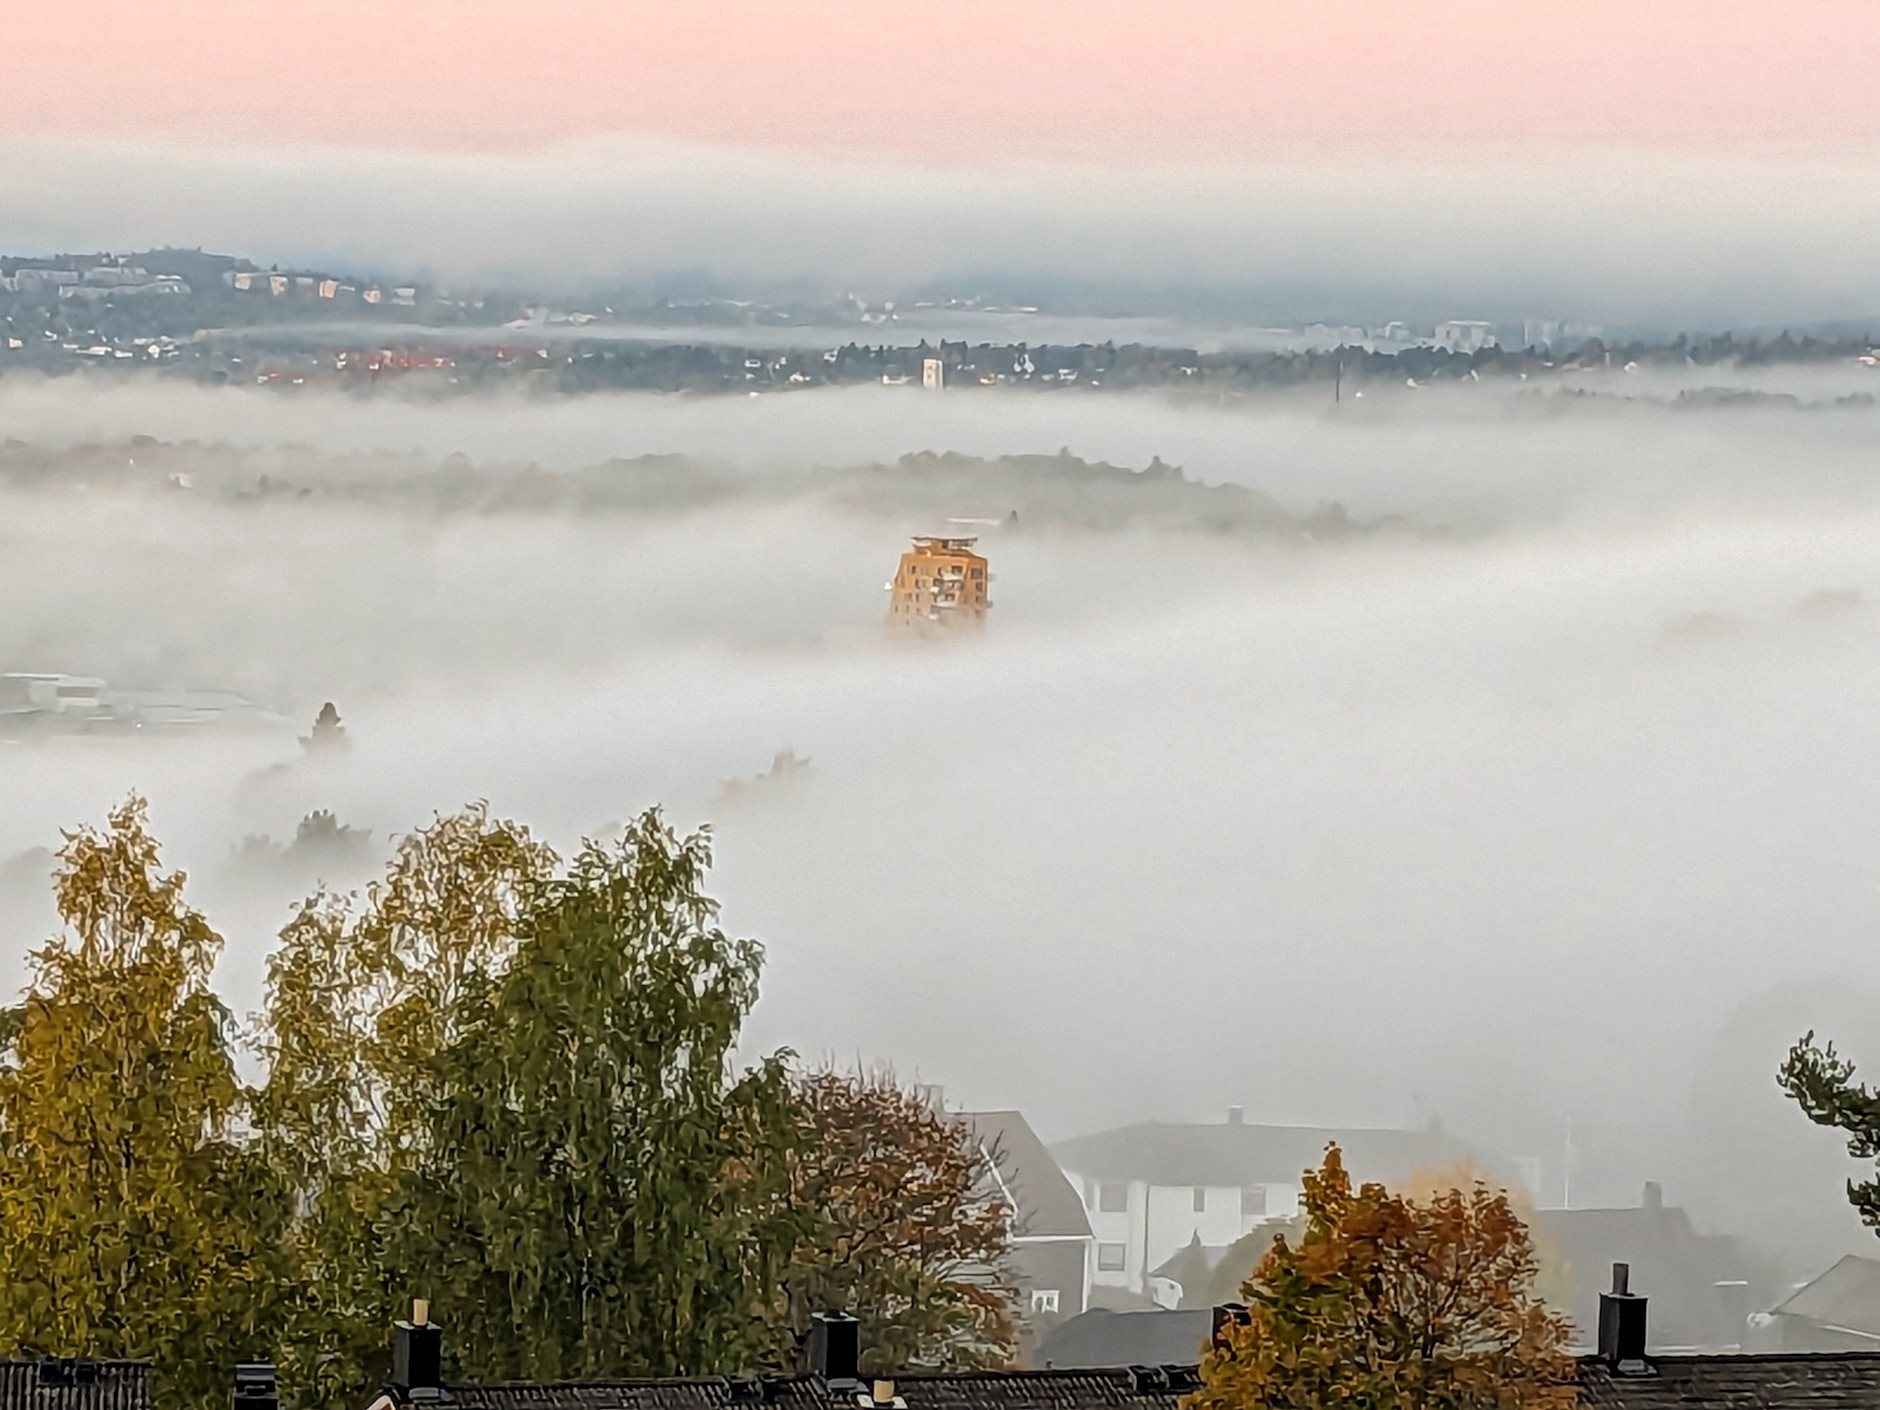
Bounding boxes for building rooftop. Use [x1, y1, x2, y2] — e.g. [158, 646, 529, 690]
[1772, 1255, 1880, 1342]
[1035, 1310, 1214, 1371]
[957, 1110, 1091, 1241]
[1577, 1351, 1880, 1410]
[1049, 1118, 1475, 1189]
[367, 1348, 1880, 1410]
[1533, 1187, 1761, 1351]
[384, 1368, 1201, 1410]
[0, 1360, 151, 1410]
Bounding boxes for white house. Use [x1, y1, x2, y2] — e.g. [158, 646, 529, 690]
[1051, 1110, 1480, 1305]
[959, 1109, 1094, 1327]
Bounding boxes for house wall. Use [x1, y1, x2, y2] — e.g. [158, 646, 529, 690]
[886, 542, 991, 627]
[1012, 1238, 1091, 1321]
[1068, 1172, 1301, 1295]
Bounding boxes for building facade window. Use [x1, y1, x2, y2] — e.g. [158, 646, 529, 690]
[1030, 1289, 1060, 1315]
[1097, 1243, 1127, 1272]
[1241, 1185, 1267, 1217]
[1193, 1185, 1207, 1212]
[1097, 1182, 1128, 1213]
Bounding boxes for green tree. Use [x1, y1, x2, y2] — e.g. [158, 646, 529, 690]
[391, 811, 804, 1381]
[1187, 1147, 1573, 1410]
[1780, 1030, 1880, 1226]
[766, 1071, 1017, 1372]
[0, 798, 284, 1410]
[254, 803, 555, 1410]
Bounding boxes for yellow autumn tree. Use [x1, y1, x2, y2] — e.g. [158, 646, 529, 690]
[0, 798, 285, 1410]
[1405, 1160, 1576, 1317]
[1188, 1146, 1575, 1410]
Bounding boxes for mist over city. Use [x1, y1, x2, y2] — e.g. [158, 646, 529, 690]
[8, 5, 1880, 1408]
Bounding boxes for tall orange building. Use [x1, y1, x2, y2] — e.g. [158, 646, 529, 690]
[885, 536, 992, 628]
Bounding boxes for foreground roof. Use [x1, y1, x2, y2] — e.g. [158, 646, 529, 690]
[421, 1368, 1201, 1410]
[1577, 1351, 1880, 1409]
[0, 1361, 151, 1410]
[1049, 1120, 1473, 1188]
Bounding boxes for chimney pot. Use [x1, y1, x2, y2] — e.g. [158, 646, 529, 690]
[1227, 1106, 1245, 1125]
[871, 1380, 896, 1405]
[809, 1312, 861, 1389]
[412, 1299, 430, 1327]
[1642, 1181, 1663, 1211]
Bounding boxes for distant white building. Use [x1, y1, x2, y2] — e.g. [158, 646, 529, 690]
[1052, 1110, 1485, 1304]
[1522, 319, 1562, 350]
[1432, 320, 1499, 353]
[13, 269, 79, 292]
[922, 357, 946, 391]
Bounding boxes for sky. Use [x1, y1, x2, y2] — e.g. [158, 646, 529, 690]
[5, 3, 1880, 323]
[11, 1, 1880, 154]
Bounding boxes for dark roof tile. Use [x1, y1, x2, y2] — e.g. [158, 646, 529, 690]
[444, 1370, 1194, 1410]
[0, 1361, 151, 1410]
[1577, 1351, 1880, 1409]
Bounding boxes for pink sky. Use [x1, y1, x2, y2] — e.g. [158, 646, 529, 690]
[11, 0, 1880, 155]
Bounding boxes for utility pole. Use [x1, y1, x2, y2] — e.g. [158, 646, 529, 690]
[1562, 1118, 1575, 1208]
[1334, 352, 1343, 405]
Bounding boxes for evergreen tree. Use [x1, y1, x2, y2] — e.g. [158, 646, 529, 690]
[302, 702, 349, 755]
[1780, 1032, 1880, 1226]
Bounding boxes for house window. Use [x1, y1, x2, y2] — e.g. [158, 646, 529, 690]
[1193, 1186, 1207, 1213]
[1097, 1243, 1127, 1272]
[1241, 1186, 1267, 1217]
[1097, 1182, 1128, 1213]
[1030, 1289, 1060, 1315]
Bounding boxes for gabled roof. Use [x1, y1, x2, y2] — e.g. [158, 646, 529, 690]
[1048, 1121, 1474, 1190]
[0, 1361, 150, 1410]
[958, 1111, 1091, 1241]
[1035, 1310, 1214, 1371]
[1577, 1351, 1880, 1409]
[1774, 1255, 1880, 1341]
[1148, 1235, 1224, 1290]
[410, 1368, 1201, 1410]
[1533, 1200, 1759, 1350]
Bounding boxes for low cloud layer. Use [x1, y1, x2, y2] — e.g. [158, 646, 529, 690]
[5, 374, 1880, 1278]
[4, 135, 1880, 325]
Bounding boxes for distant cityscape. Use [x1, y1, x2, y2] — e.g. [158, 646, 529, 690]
[7, 247, 1876, 396]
